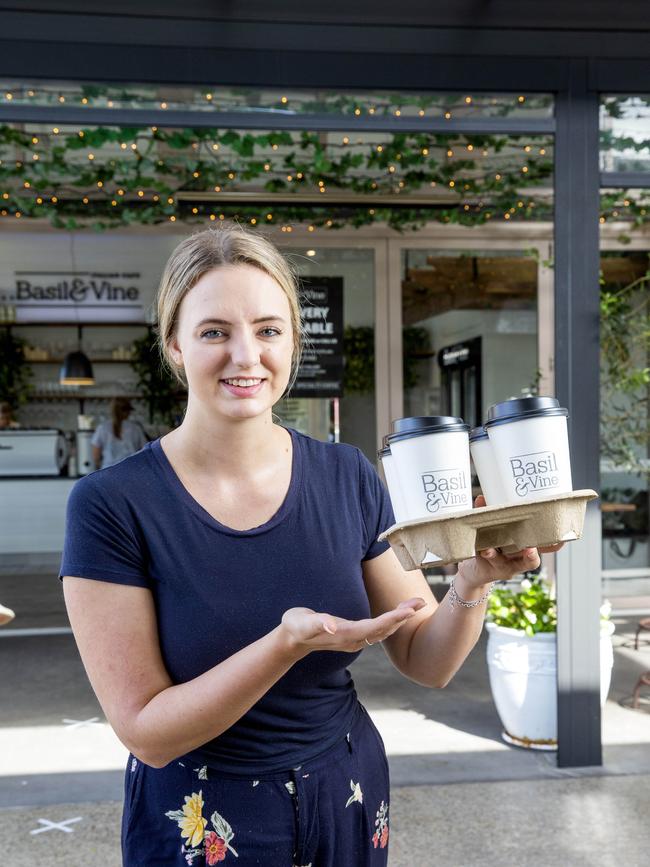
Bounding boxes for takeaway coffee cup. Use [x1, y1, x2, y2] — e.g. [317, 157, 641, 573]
[469, 426, 508, 506]
[378, 440, 408, 523]
[484, 396, 572, 504]
[387, 416, 472, 521]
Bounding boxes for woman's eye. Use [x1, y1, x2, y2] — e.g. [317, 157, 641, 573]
[200, 329, 224, 339]
[260, 327, 281, 337]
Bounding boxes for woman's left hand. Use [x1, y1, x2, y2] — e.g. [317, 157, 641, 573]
[456, 495, 566, 589]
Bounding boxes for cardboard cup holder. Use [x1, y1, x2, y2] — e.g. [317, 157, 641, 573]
[378, 489, 599, 570]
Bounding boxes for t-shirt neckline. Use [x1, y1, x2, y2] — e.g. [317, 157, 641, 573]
[149, 426, 302, 536]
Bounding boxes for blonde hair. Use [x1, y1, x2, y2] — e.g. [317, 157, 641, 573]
[157, 224, 303, 392]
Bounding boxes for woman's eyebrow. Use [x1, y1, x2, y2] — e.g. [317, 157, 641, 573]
[196, 316, 287, 327]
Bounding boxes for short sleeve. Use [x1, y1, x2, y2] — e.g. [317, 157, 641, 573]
[59, 474, 150, 587]
[357, 449, 396, 561]
[90, 424, 107, 448]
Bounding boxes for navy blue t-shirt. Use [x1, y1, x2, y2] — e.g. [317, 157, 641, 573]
[60, 427, 395, 774]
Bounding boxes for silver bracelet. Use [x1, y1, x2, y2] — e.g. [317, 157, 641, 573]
[447, 576, 495, 610]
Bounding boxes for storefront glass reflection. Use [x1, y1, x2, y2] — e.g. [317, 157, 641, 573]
[278, 247, 377, 461]
[599, 249, 650, 599]
[401, 249, 540, 424]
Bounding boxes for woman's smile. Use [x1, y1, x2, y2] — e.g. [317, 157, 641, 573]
[220, 377, 266, 398]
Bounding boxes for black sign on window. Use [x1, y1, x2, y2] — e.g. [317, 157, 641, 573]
[293, 276, 344, 398]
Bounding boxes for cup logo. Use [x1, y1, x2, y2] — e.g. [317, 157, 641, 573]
[509, 450, 559, 497]
[421, 469, 469, 513]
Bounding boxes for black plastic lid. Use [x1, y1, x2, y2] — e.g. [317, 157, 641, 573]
[469, 426, 489, 442]
[485, 396, 568, 428]
[387, 415, 469, 444]
[392, 415, 464, 434]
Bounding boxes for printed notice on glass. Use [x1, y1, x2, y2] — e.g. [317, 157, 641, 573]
[293, 277, 344, 398]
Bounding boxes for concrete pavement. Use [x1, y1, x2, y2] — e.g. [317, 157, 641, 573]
[1, 571, 649, 865]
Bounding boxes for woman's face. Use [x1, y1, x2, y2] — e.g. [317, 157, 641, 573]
[170, 264, 295, 422]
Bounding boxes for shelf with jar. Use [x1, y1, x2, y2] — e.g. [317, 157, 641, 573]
[5, 321, 185, 428]
[13, 322, 149, 364]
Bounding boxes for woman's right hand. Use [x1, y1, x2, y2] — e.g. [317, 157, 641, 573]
[279, 598, 427, 656]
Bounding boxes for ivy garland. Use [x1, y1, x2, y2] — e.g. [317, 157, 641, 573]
[0, 90, 647, 231]
[0, 123, 554, 231]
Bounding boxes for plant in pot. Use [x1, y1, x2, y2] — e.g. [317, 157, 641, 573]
[485, 572, 614, 750]
[130, 329, 185, 433]
[0, 327, 33, 411]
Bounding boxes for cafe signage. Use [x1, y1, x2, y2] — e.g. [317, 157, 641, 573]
[293, 276, 344, 398]
[12, 271, 145, 322]
[438, 336, 482, 369]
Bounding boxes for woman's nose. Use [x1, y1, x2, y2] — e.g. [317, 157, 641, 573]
[229, 329, 260, 368]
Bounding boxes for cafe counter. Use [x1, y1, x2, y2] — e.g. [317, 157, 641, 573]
[0, 476, 76, 560]
[0, 429, 76, 562]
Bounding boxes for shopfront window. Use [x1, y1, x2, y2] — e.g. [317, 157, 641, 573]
[400, 248, 540, 423]
[600, 96, 650, 174]
[279, 247, 377, 460]
[0, 80, 553, 119]
[599, 249, 650, 597]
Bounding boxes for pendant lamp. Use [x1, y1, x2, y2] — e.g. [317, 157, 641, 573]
[60, 324, 95, 385]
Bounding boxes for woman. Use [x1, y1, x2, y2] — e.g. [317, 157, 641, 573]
[91, 397, 148, 470]
[61, 224, 562, 866]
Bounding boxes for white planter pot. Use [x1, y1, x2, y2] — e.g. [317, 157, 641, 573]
[486, 621, 615, 750]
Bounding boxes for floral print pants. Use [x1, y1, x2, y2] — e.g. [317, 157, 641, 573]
[121, 704, 390, 866]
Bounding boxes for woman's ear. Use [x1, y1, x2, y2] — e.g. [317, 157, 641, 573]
[167, 336, 183, 369]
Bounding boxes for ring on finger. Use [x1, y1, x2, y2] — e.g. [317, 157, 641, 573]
[364, 638, 374, 647]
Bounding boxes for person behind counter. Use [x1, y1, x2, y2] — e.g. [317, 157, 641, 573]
[91, 397, 148, 470]
[0, 401, 20, 429]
